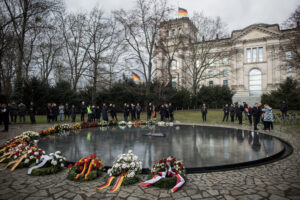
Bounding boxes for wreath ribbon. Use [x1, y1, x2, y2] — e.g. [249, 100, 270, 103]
[140, 167, 185, 193]
[27, 155, 53, 174]
[96, 172, 127, 193]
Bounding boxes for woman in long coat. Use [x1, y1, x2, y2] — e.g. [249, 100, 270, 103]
[102, 104, 108, 121]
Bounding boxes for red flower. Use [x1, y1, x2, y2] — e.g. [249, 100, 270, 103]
[38, 149, 43, 153]
[173, 163, 177, 166]
[159, 160, 162, 164]
[167, 159, 170, 162]
[68, 164, 73, 169]
[37, 156, 41, 160]
[90, 154, 95, 159]
[152, 171, 155, 175]
[75, 162, 80, 166]
[163, 158, 167, 161]
[30, 151, 34, 155]
[80, 166, 83, 170]
[154, 162, 157, 165]
[180, 165, 184, 170]
[165, 164, 169, 169]
[96, 163, 100, 168]
[173, 158, 176, 161]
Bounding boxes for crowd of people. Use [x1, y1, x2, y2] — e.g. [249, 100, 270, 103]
[0, 99, 289, 132]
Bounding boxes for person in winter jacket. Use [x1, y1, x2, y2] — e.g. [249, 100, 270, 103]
[262, 104, 274, 131]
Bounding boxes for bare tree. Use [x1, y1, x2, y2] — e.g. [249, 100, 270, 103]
[114, 0, 172, 95]
[60, 12, 92, 91]
[35, 15, 63, 83]
[84, 8, 119, 104]
[182, 12, 232, 95]
[281, 6, 300, 70]
[2, 0, 62, 82]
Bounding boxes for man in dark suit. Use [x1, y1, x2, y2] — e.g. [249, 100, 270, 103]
[252, 103, 261, 131]
[201, 104, 208, 122]
[222, 104, 229, 122]
[147, 102, 152, 121]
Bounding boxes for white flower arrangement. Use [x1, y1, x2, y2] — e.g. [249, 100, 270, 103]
[108, 150, 142, 178]
[49, 151, 66, 168]
[22, 131, 40, 140]
[157, 121, 166, 126]
[55, 124, 70, 133]
[118, 121, 127, 126]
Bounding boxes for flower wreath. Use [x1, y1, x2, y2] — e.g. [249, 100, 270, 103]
[140, 156, 186, 193]
[97, 150, 142, 193]
[67, 154, 104, 181]
[28, 151, 66, 176]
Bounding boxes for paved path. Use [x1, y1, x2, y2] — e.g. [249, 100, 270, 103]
[0, 123, 299, 200]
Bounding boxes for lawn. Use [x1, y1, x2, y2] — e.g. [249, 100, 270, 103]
[7, 109, 300, 134]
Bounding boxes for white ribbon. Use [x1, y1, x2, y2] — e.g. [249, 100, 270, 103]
[27, 155, 53, 175]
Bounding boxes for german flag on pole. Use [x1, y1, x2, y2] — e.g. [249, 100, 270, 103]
[132, 72, 141, 82]
[178, 7, 188, 17]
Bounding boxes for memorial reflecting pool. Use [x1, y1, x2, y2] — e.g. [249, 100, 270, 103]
[38, 125, 284, 169]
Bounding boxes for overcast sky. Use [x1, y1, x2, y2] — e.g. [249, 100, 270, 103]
[65, 0, 299, 32]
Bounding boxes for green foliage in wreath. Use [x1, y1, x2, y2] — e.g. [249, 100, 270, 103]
[67, 167, 102, 181]
[146, 173, 187, 189]
[104, 174, 140, 186]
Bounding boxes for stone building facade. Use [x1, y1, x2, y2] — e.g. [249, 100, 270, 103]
[154, 17, 300, 106]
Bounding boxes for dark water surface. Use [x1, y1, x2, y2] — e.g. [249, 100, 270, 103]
[38, 125, 284, 169]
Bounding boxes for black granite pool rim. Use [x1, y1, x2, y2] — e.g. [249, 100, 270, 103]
[59, 124, 293, 174]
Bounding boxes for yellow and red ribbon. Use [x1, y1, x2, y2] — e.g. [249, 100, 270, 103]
[96, 176, 115, 190]
[84, 160, 94, 180]
[108, 173, 126, 193]
[75, 162, 87, 179]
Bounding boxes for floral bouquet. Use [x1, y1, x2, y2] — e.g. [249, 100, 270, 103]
[29, 151, 66, 176]
[67, 154, 104, 181]
[55, 124, 70, 133]
[97, 150, 142, 193]
[24, 146, 46, 166]
[157, 121, 166, 126]
[22, 131, 40, 140]
[80, 122, 90, 129]
[140, 156, 186, 192]
[70, 123, 81, 130]
[118, 121, 127, 126]
[38, 127, 57, 137]
[109, 120, 117, 126]
[89, 121, 99, 127]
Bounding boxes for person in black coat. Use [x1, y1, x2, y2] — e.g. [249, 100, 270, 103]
[1, 104, 9, 132]
[229, 104, 235, 122]
[246, 106, 253, 125]
[169, 103, 174, 122]
[222, 104, 229, 122]
[280, 101, 288, 119]
[252, 103, 261, 130]
[71, 105, 76, 122]
[136, 103, 141, 120]
[102, 103, 108, 121]
[147, 102, 152, 121]
[201, 104, 207, 122]
[236, 103, 244, 125]
[28, 101, 36, 124]
[131, 104, 136, 121]
[95, 106, 101, 122]
[123, 103, 128, 121]
[159, 104, 166, 122]
[46, 103, 52, 123]
[80, 101, 87, 121]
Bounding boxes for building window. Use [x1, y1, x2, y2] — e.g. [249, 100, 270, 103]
[209, 70, 213, 78]
[258, 47, 263, 62]
[178, 28, 182, 35]
[172, 29, 176, 36]
[246, 48, 251, 63]
[286, 65, 292, 72]
[196, 60, 200, 68]
[223, 69, 229, 77]
[165, 30, 169, 37]
[209, 81, 213, 87]
[208, 58, 214, 66]
[172, 77, 177, 88]
[171, 60, 177, 70]
[249, 69, 262, 97]
[222, 57, 228, 65]
[252, 48, 257, 62]
[223, 80, 228, 86]
[285, 51, 292, 60]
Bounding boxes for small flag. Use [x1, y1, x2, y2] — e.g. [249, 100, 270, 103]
[132, 72, 141, 82]
[178, 7, 188, 17]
